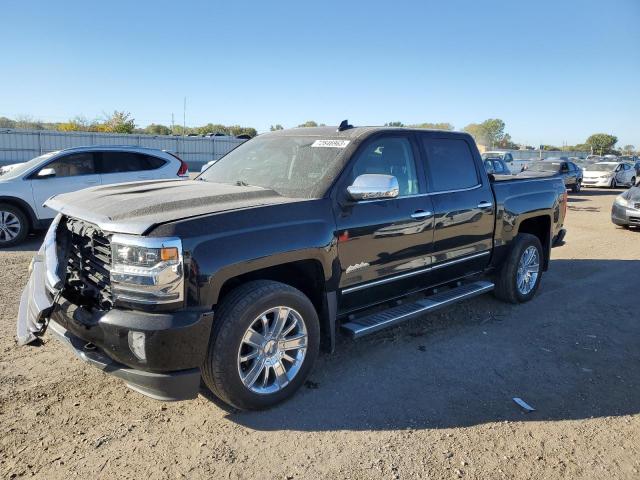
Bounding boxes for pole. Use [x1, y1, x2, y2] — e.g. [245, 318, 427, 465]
[183, 97, 186, 137]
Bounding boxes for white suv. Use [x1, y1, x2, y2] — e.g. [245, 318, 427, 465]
[0, 146, 189, 246]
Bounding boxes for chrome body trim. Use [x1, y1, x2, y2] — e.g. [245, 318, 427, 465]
[341, 250, 491, 294]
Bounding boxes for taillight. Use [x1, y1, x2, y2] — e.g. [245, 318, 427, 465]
[163, 151, 189, 177]
[177, 158, 189, 177]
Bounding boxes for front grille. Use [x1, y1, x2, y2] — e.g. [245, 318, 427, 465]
[62, 217, 113, 310]
[630, 216, 640, 225]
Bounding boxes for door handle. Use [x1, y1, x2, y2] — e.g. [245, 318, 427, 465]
[477, 201, 493, 209]
[85, 179, 99, 184]
[411, 210, 433, 220]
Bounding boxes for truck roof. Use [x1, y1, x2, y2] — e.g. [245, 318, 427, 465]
[263, 126, 473, 141]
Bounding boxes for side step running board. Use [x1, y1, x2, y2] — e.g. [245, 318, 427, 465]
[341, 280, 494, 338]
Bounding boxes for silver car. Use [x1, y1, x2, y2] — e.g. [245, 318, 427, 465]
[611, 186, 640, 228]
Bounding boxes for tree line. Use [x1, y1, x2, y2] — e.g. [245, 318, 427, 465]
[1, 114, 632, 155]
[0, 112, 258, 138]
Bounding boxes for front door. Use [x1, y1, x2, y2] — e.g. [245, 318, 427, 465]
[335, 135, 435, 312]
[418, 133, 494, 284]
[31, 152, 102, 220]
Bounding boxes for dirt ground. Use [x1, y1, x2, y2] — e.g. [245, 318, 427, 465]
[1, 188, 639, 479]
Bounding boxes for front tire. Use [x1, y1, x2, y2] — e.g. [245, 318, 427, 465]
[611, 178, 617, 189]
[202, 280, 320, 410]
[571, 180, 581, 193]
[0, 204, 29, 248]
[493, 233, 543, 304]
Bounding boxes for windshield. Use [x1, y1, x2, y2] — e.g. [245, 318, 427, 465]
[198, 135, 347, 198]
[527, 162, 562, 172]
[0, 152, 57, 179]
[586, 163, 617, 172]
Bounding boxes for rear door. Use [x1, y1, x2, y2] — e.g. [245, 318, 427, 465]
[97, 151, 169, 185]
[335, 134, 435, 311]
[418, 133, 494, 283]
[30, 152, 101, 219]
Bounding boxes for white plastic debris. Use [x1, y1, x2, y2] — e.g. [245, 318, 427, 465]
[512, 397, 536, 412]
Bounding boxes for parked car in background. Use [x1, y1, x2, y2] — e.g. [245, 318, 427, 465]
[582, 162, 636, 188]
[515, 160, 583, 192]
[18, 125, 567, 410]
[585, 155, 603, 163]
[200, 159, 218, 173]
[0, 146, 189, 247]
[481, 151, 528, 173]
[611, 185, 640, 228]
[0, 163, 21, 175]
[633, 160, 640, 183]
[483, 157, 511, 175]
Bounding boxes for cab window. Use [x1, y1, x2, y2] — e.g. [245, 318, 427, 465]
[350, 137, 420, 197]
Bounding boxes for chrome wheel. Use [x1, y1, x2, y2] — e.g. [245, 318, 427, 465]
[237, 306, 308, 395]
[0, 210, 21, 242]
[516, 246, 540, 295]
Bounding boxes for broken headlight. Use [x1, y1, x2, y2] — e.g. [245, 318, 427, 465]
[110, 234, 184, 305]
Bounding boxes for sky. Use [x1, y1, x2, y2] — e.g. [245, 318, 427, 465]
[1, 0, 639, 147]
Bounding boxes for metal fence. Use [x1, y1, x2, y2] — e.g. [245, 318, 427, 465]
[0, 129, 247, 170]
[483, 149, 591, 161]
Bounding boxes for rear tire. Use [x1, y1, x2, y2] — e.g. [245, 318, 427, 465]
[630, 177, 636, 188]
[0, 203, 29, 248]
[201, 280, 320, 410]
[571, 180, 581, 193]
[493, 233, 543, 304]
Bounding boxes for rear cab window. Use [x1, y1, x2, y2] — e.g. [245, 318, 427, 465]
[420, 137, 480, 192]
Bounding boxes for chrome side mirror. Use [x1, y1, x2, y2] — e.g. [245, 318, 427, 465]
[347, 174, 399, 201]
[37, 167, 56, 179]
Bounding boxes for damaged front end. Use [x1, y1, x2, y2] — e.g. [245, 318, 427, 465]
[16, 215, 65, 345]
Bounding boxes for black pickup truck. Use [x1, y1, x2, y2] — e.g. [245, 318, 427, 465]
[17, 124, 567, 410]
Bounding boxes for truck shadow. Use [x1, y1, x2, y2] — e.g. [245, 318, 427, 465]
[225, 258, 640, 431]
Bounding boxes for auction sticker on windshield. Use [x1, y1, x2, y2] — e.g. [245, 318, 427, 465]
[311, 140, 350, 148]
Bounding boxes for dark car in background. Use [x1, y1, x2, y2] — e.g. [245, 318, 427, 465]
[516, 160, 583, 192]
[483, 157, 512, 175]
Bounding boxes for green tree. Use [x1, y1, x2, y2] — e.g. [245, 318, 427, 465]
[410, 122, 454, 131]
[97, 111, 136, 134]
[297, 120, 318, 128]
[270, 124, 284, 131]
[0, 116, 16, 128]
[585, 133, 617, 155]
[145, 123, 172, 135]
[385, 121, 405, 127]
[463, 118, 507, 147]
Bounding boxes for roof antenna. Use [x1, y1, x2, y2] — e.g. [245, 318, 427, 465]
[337, 119, 353, 132]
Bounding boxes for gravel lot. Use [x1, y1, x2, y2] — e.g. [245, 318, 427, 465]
[1, 188, 639, 479]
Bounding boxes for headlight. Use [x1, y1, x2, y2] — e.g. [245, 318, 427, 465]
[110, 234, 184, 305]
[615, 196, 629, 207]
[600, 173, 612, 179]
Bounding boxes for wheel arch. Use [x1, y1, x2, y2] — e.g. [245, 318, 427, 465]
[0, 196, 37, 231]
[516, 215, 551, 270]
[213, 258, 338, 353]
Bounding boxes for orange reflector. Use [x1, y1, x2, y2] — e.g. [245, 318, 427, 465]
[160, 247, 179, 261]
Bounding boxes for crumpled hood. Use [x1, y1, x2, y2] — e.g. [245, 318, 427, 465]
[45, 179, 296, 235]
